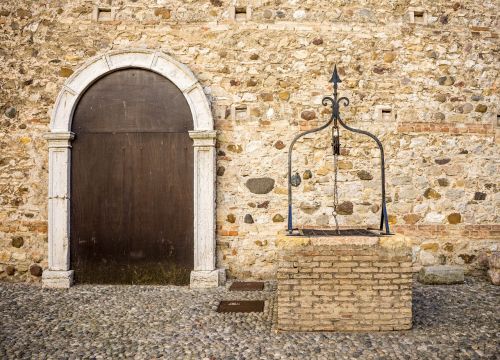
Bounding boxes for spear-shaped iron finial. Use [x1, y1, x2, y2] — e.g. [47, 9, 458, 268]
[329, 65, 342, 86]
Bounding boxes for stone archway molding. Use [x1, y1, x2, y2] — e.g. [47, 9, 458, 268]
[43, 49, 225, 289]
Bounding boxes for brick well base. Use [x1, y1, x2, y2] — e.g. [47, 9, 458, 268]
[276, 233, 413, 332]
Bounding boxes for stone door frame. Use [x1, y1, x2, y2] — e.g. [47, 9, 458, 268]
[43, 49, 224, 288]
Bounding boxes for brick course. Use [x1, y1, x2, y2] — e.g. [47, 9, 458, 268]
[276, 234, 412, 332]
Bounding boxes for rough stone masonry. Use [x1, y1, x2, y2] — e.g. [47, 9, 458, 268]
[0, 0, 499, 282]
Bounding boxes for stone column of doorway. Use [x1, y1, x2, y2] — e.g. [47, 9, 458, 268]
[42, 132, 75, 288]
[188, 130, 226, 288]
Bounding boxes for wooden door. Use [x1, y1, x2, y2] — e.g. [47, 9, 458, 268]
[70, 69, 194, 285]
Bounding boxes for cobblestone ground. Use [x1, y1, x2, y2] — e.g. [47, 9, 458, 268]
[0, 277, 498, 359]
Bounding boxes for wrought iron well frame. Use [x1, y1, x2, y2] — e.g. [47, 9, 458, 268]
[287, 65, 391, 236]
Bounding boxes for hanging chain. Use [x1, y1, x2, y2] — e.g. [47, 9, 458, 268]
[332, 125, 340, 234]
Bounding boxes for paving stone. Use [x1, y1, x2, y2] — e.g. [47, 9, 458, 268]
[0, 278, 497, 358]
[418, 265, 464, 284]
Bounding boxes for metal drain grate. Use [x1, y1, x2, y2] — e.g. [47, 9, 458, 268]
[216, 300, 264, 313]
[229, 282, 265, 291]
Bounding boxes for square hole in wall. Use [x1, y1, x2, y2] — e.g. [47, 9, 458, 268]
[497, 114, 500, 127]
[409, 9, 427, 25]
[375, 105, 395, 121]
[231, 6, 251, 21]
[235, 7, 246, 20]
[215, 105, 231, 121]
[413, 11, 425, 23]
[382, 108, 392, 120]
[232, 104, 248, 121]
[93, 7, 114, 22]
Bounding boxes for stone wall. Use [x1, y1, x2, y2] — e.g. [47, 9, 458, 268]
[276, 233, 413, 331]
[0, 0, 499, 282]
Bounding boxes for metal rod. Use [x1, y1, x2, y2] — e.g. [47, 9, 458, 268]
[337, 117, 391, 234]
[287, 113, 334, 234]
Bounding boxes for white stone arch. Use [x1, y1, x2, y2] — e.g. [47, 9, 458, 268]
[43, 49, 224, 289]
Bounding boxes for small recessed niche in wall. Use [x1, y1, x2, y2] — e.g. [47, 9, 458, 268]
[93, 7, 114, 22]
[381, 108, 392, 120]
[215, 105, 230, 121]
[375, 105, 395, 121]
[497, 114, 500, 127]
[231, 6, 251, 22]
[409, 9, 427, 25]
[232, 104, 248, 121]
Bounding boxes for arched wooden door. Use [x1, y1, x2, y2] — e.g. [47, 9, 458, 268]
[70, 69, 194, 285]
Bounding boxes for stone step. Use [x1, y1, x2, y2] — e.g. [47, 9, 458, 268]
[418, 265, 464, 285]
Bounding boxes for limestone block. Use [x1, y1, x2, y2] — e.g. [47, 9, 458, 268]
[419, 250, 439, 266]
[418, 265, 464, 285]
[190, 269, 226, 289]
[42, 270, 74, 289]
[487, 253, 500, 285]
[488, 252, 500, 269]
[487, 269, 500, 286]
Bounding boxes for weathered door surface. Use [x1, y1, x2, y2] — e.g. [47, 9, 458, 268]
[71, 69, 194, 285]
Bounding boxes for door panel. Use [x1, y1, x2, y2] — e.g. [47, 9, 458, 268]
[70, 69, 194, 285]
[72, 69, 192, 133]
